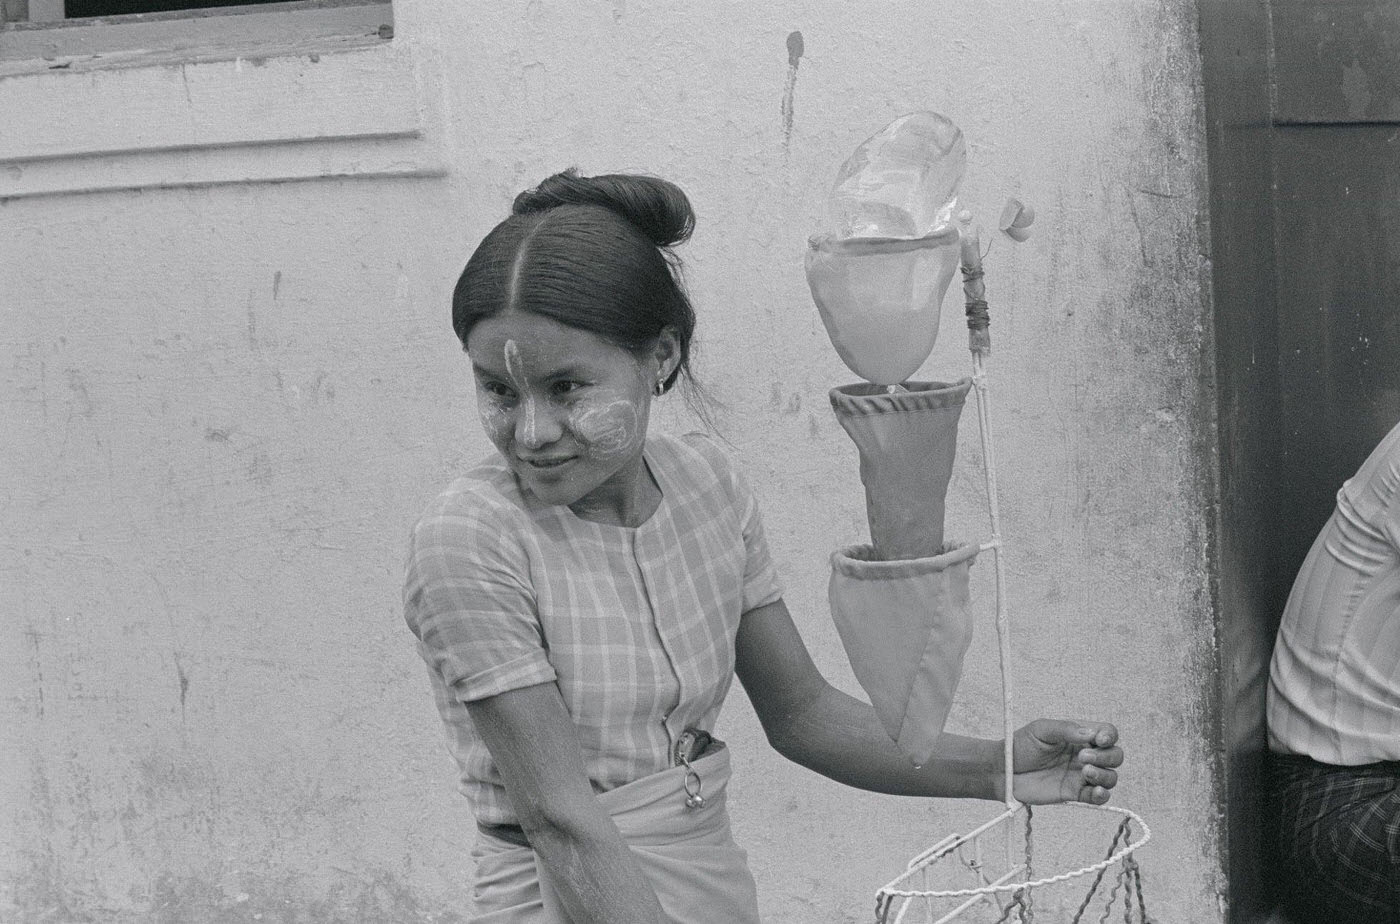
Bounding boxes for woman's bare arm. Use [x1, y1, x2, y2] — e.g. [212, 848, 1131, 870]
[734, 598, 1121, 804]
[466, 682, 665, 924]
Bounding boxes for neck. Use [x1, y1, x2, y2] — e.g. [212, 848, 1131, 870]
[569, 455, 661, 527]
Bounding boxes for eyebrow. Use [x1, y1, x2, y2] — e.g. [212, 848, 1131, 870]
[470, 361, 594, 380]
[470, 361, 503, 378]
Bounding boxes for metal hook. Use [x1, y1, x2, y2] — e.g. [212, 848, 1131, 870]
[674, 728, 710, 809]
[682, 766, 704, 809]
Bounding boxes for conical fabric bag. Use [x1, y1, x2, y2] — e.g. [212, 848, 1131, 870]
[830, 379, 973, 561]
[829, 379, 976, 765]
[829, 542, 978, 767]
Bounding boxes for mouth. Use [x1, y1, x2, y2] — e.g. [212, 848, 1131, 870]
[519, 455, 576, 471]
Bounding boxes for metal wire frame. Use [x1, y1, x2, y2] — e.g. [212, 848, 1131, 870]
[869, 238, 1154, 923]
[874, 802, 1153, 922]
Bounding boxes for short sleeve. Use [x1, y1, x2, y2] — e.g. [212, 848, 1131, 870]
[684, 432, 784, 613]
[1349, 420, 1400, 551]
[1378, 429, 1400, 551]
[403, 500, 556, 703]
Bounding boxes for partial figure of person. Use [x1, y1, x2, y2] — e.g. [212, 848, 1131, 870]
[1268, 419, 1400, 924]
[404, 169, 1125, 924]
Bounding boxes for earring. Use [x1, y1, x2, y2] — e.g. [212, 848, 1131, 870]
[653, 379, 666, 397]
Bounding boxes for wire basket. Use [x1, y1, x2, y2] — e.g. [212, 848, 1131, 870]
[875, 801, 1152, 924]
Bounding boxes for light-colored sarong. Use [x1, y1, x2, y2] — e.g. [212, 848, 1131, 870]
[469, 743, 760, 923]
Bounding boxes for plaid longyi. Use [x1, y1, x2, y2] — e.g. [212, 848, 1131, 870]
[1271, 753, 1400, 923]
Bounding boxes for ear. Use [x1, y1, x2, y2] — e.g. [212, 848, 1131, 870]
[651, 326, 682, 387]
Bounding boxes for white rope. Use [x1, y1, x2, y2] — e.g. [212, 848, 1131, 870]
[876, 804, 1153, 901]
[890, 866, 1027, 924]
[971, 356, 1018, 886]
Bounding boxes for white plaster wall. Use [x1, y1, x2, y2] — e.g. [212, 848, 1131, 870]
[1, 1, 1221, 921]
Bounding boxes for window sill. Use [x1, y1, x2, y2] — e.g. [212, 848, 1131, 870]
[0, 3, 445, 201]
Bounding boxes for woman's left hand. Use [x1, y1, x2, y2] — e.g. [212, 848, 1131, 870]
[1008, 719, 1123, 805]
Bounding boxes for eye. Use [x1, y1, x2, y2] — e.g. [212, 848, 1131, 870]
[551, 380, 585, 397]
[480, 380, 516, 400]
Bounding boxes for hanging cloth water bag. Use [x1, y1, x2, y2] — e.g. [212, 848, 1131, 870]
[829, 541, 978, 768]
[827, 379, 978, 766]
[830, 379, 972, 562]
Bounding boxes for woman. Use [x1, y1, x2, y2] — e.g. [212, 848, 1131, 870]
[405, 169, 1124, 923]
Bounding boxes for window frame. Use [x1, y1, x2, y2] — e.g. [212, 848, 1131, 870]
[0, 0, 392, 68]
[0, 0, 446, 202]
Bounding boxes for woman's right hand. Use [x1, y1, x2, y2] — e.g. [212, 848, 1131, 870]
[1006, 719, 1123, 806]
[467, 683, 665, 924]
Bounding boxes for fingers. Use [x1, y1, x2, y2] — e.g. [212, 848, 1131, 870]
[1082, 764, 1118, 790]
[1079, 723, 1118, 749]
[1076, 745, 1125, 769]
[1018, 718, 1127, 808]
[1076, 762, 1118, 805]
[1030, 719, 1119, 749]
[1081, 784, 1112, 805]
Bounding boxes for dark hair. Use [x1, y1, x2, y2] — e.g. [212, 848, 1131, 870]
[452, 169, 698, 395]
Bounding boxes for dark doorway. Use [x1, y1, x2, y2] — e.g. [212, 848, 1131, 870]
[1200, 2, 1400, 921]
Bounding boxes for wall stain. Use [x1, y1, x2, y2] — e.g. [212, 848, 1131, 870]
[311, 369, 334, 405]
[66, 368, 94, 418]
[767, 383, 802, 415]
[25, 621, 45, 719]
[175, 657, 189, 722]
[272, 270, 282, 301]
[15, 757, 94, 924]
[246, 294, 258, 350]
[144, 869, 469, 924]
[246, 451, 274, 488]
[781, 30, 804, 150]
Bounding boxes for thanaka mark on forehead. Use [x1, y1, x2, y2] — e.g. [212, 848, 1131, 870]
[503, 339, 525, 387]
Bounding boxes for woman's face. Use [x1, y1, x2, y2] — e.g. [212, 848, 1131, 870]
[466, 310, 666, 521]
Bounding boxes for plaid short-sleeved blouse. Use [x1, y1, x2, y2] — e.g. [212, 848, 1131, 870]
[404, 431, 783, 825]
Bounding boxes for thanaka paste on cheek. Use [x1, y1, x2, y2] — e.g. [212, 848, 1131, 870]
[569, 363, 649, 459]
[564, 390, 650, 522]
[569, 394, 643, 458]
[476, 390, 512, 449]
[503, 339, 538, 446]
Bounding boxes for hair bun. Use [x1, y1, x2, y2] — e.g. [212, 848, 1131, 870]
[512, 168, 695, 248]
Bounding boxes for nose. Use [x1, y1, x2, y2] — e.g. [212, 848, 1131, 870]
[514, 394, 563, 450]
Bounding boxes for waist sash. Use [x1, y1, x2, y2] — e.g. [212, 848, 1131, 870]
[470, 742, 760, 924]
